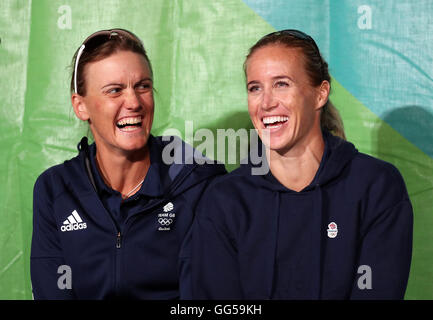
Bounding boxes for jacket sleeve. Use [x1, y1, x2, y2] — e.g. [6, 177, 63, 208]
[178, 164, 227, 299]
[190, 183, 244, 299]
[31, 173, 76, 299]
[350, 165, 413, 299]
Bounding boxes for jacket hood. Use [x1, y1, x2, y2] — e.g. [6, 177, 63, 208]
[75, 135, 226, 198]
[239, 130, 358, 192]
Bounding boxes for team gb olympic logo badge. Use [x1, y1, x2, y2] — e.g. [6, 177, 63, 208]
[158, 202, 176, 231]
[327, 222, 338, 238]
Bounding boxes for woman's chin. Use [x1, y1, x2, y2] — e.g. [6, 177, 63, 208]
[258, 131, 293, 152]
[114, 135, 150, 154]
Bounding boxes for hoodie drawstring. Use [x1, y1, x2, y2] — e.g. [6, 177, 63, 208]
[310, 183, 324, 299]
[266, 192, 281, 299]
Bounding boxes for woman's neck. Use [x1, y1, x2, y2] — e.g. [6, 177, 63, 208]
[95, 145, 151, 198]
[268, 132, 325, 192]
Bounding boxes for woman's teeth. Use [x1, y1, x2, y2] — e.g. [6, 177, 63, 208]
[116, 116, 142, 128]
[263, 116, 289, 128]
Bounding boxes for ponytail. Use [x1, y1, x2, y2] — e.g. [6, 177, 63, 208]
[321, 100, 346, 140]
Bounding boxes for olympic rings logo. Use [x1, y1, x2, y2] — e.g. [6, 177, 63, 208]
[158, 218, 173, 226]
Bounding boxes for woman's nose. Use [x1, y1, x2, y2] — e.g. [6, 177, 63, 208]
[124, 89, 142, 110]
[262, 89, 278, 111]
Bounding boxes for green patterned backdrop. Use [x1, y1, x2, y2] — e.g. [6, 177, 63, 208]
[0, 0, 432, 299]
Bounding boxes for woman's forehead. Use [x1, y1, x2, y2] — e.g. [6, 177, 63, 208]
[84, 51, 151, 84]
[246, 46, 306, 77]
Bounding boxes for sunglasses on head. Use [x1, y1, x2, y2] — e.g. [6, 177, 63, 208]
[261, 29, 320, 51]
[73, 29, 143, 94]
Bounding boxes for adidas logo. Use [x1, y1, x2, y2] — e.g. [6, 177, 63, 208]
[61, 210, 87, 232]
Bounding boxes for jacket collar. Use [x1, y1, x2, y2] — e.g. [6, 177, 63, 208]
[86, 135, 165, 198]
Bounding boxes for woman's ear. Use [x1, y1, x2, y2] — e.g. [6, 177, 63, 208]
[71, 93, 90, 121]
[316, 80, 330, 110]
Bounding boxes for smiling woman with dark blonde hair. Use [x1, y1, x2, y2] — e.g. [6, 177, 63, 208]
[30, 28, 225, 299]
[191, 29, 413, 300]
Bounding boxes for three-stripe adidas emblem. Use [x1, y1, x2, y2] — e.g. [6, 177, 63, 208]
[61, 210, 87, 232]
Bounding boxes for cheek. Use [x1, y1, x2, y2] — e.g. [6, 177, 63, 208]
[87, 101, 109, 120]
[146, 102, 155, 119]
[142, 95, 155, 111]
[295, 104, 316, 130]
[247, 96, 260, 116]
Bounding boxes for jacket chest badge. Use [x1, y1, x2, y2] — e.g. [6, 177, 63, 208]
[61, 210, 87, 232]
[327, 222, 338, 238]
[158, 202, 175, 231]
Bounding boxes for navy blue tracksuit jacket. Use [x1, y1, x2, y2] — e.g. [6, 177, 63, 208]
[31, 135, 226, 299]
[191, 131, 413, 299]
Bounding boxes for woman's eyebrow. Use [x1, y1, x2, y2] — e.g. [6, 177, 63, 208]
[246, 80, 259, 87]
[135, 77, 153, 85]
[247, 75, 293, 87]
[101, 78, 153, 90]
[271, 75, 293, 82]
[101, 82, 125, 90]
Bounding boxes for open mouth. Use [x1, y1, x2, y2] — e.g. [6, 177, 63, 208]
[116, 116, 143, 131]
[262, 116, 289, 129]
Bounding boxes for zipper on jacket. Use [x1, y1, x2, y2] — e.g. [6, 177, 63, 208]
[116, 232, 122, 249]
[115, 231, 122, 296]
